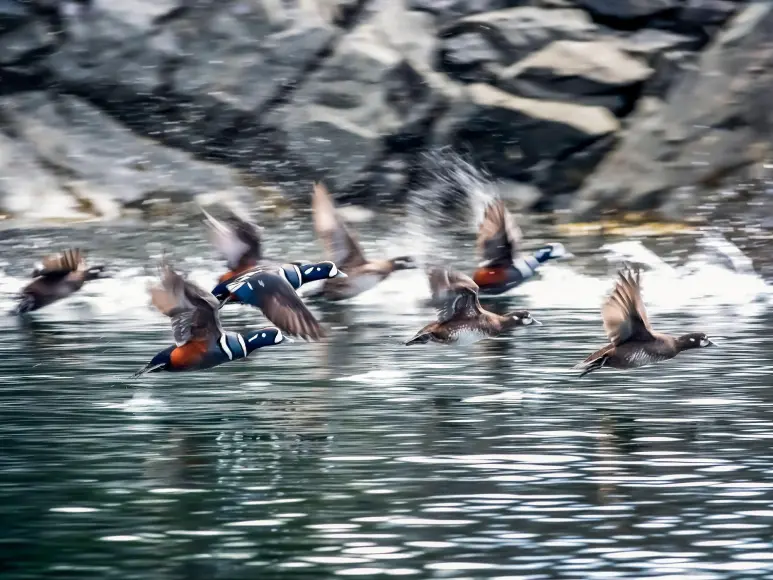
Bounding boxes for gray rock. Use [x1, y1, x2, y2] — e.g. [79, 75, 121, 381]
[572, 2, 773, 220]
[270, 0, 457, 199]
[440, 7, 598, 80]
[576, 0, 680, 21]
[434, 83, 619, 200]
[0, 92, 252, 217]
[499, 40, 653, 115]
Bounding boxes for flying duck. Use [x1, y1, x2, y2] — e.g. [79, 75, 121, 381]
[14, 249, 107, 314]
[133, 259, 286, 376]
[310, 183, 417, 301]
[573, 265, 715, 377]
[406, 267, 541, 346]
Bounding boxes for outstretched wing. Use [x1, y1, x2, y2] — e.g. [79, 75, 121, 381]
[201, 205, 262, 270]
[427, 267, 481, 323]
[229, 270, 326, 341]
[32, 249, 85, 278]
[476, 200, 523, 267]
[312, 182, 367, 270]
[601, 265, 655, 345]
[149, 259, 222, 346]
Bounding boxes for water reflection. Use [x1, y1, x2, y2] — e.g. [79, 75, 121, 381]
[0, 224, 772, 579]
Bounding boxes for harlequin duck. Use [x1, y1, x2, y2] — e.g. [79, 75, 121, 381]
[133, 259, 287, 376]
[574, 265, 715, 377]
[472, 199, 571, 295]
[406, 267, 541, 346]
[310, 182, 417, 301]
[14, 249, 108, 314]
[202, 205, 347, 341]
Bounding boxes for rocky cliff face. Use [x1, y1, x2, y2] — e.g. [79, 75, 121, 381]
[0, 0, 761, 221]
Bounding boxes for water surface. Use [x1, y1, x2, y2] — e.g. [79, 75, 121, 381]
[1, 220, 772, 579]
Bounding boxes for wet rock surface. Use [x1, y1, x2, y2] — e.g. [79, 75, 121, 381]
[0, 0, 764, 220]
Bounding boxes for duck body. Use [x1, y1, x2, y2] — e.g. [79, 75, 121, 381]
[137, 328, 284, 375]
[574, 266, 714, 377]
[133, 259, 286, 377]
[311, 182, 417, 301]
[14, 249, 107, 314]
[471, 199, 571, 296]
[211, 260, 345, 304]
[407, 268, 540, 347]
[472, 245, 567, 296]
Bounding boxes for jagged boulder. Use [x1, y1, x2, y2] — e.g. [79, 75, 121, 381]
[269, 0, 458, 199]
[498, 40, 653, 115]
[572, 3, 773, 220]
[434, 83, 619, 203]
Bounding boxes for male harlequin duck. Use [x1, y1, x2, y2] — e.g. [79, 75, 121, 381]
[473, 199, 571, 295]
[14, 248, 108, 314]
[133, 260, 287, 376]
[310, 182, 417, 301]
[573, 265, 715, 377]
[202, 205, 347, 341]
[406, 267, 541, 346]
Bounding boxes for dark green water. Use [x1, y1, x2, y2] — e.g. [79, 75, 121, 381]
[1, 221, 772, 579]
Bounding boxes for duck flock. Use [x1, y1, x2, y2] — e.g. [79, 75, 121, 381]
[12, 182, 716, 378]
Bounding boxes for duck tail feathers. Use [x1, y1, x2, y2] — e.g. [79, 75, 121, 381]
[405, 332, 432, 346]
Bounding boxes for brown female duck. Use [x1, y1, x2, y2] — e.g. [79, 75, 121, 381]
[311, 182, 417, 301]
[14, 249, 107, 314]
[574, 266, 715, 377]
[406, 267, 540, 346]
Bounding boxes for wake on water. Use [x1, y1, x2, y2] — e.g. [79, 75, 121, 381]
[0, 151, 768, 321]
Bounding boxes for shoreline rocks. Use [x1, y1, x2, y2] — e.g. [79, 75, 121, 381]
[0, 0, 764, 223]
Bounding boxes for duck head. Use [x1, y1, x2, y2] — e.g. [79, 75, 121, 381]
[677, 332, 715, 351]
[84, 264, 111, 281]
[292, 261, 348, 284]
[505, 310, 542, 329]
[242, 327, 287, 355]
[535, 243, 573, 263]
[389, 256, 418, 272]
[132, 346, 173, 377]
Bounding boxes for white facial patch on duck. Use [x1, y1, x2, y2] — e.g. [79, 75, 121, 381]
[329, 263, 338, 277]
[549, 243, 567, 258]
[700, 337, 710, 347]
[304, 267, 313, 275]
[274, 329, 284, 343]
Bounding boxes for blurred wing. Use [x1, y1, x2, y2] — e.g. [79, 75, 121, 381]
[247, 271, 326, 341]
[427, 267, 481, 323]
[476, 200, 523, 266]
[201, 206, 261, 269]
[601, 266, 654, 345]
[34, 248, 84, 278]
[312, 182, 367, 269]
[150, 260, 222, 346]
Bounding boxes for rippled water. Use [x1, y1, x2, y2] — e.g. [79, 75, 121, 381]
[2, 218, 773, 579]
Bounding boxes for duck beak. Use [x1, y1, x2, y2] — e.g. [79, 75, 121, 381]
[707, 339, 716, 347]
[334, 271, 348, 278]
[561, 252, 575, 259]
[530, 318, 543, 326]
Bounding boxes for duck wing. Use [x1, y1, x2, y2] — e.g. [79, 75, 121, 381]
[427, 267, 482, 323]
[476, 200, 523, 267]
[601, 265, 655, 345]
[230, 270, 325, 341]
[201, 205, 262, 270]
[312, 182, 367, 270]
[150, 259, 222, 346]
[33, 248, 85, 278]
